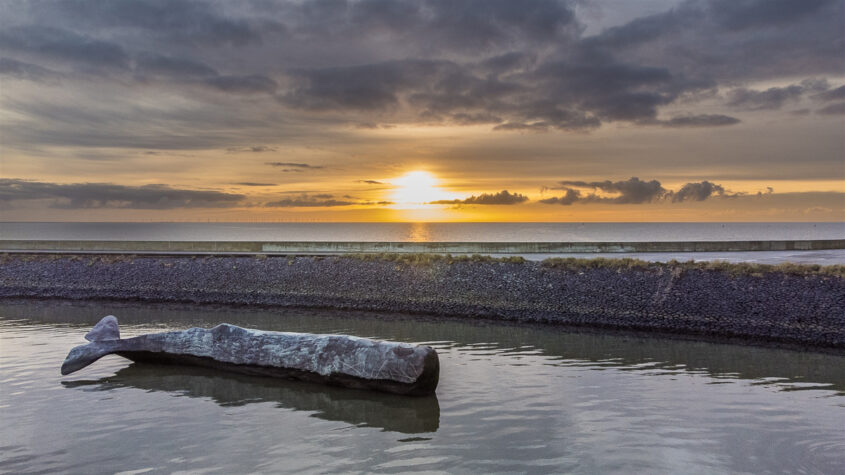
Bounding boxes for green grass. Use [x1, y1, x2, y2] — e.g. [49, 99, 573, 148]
[541, 257, 845, 277]
[345, 252, 526, 265]
[1, 252, 842, 277]
[540, 257, 652, 271]
[679, 260, 845, 278]
[344, 253, 843, 277]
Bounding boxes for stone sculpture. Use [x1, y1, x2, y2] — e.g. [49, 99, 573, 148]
[61, 316, 439, 396]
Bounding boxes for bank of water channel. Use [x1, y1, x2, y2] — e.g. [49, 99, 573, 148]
[1, 300, 843, 473]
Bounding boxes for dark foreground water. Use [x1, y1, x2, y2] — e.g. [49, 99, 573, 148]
[1, 301, 843, 474]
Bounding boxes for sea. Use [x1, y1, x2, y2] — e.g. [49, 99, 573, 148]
[1, 221, 843, 242]
[2, 221, 843, 264]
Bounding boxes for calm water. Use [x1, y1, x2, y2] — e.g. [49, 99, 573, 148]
[2, 221, 843, 242]
[1, 301, 843, 474]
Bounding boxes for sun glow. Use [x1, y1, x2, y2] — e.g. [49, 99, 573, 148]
[390, 171, 456, 208]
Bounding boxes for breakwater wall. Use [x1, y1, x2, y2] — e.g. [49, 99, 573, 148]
[1, 254, 842, 349]
[1, 239, 843, 255]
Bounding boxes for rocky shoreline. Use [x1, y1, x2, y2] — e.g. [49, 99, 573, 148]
[1, 253, 843, 349]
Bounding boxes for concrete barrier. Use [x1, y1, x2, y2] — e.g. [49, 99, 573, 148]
[0, 239, 843, 255]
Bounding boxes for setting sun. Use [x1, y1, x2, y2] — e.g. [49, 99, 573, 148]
[390, 171, 456, 207]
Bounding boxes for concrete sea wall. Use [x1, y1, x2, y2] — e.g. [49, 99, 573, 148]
[1, 254, 843, 349]
[1, 239, 843, 255]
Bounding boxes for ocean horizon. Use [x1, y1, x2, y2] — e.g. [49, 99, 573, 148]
[2, 221, 843, 243]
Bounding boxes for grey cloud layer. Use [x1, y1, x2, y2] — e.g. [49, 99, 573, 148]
[0, 179, 394, 209]
[540, 177, 745, 205]
[264, 193, 392, 207]
[228, 146, 277, 153]
[658, 114, 741, 127]
[727, 79, 830, 110]
[817, 102, 845, 115]
[555, 177, 666, 204]
[2, 0, 842, 149]
[0, 178, 245, 209]
[430, 190, 529, 205]
[0, 57, 62, 82]
[266, 162, 324, 169]
[0, 176, 833, 211]
[264, 197, 355, 207]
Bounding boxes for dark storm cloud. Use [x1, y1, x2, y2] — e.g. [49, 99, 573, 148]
[135, 54, 217, 78]
[0, 96, 283, 150]
[727, 85, 805, 110]
[581, 8, 689, 50]
[272, 1, 755, 130]
[283, 60, 455, 111]
[26, 0, 263, 47]
[584, 0, 843, 81]
[204, 75, 278, 94]
[430, 190, 529, 205]
[726, 80, 829, 110]
[0, 178, 245, 209]
[284, 0, 578, 50]
[449, 112, 504, 125]
[0, 26, 128, 69]
[0, 0, 842, 155]
[541, 178, 750, 205]
[420, 0, 577, 48]
[283, 53, 703, 129]
[479, 51, 536, 74]
[708, 0, 835, 31]
[532, 60, 676, 121]
[817, 85, 845, 102]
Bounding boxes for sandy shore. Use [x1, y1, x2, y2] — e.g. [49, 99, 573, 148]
[1, 254, 843, 349]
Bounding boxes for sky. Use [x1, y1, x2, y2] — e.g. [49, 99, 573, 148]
[0, 0, 843, 222]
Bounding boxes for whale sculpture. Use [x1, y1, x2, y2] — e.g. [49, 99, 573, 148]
[61, 316, 439, 396]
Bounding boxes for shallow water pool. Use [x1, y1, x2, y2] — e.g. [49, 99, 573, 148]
[1, 300, 843, 473]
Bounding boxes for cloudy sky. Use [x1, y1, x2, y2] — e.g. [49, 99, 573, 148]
[0, 0, 843, 222]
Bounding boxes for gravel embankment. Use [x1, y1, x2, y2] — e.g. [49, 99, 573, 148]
[1, 254, 843, 348]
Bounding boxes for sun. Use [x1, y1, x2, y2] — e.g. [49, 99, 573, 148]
[390, 171, 455, 207]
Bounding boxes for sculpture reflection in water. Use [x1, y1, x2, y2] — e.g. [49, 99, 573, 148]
[63, 363, 441, 434]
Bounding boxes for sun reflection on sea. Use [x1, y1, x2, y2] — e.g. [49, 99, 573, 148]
[407, 222, 431, 242]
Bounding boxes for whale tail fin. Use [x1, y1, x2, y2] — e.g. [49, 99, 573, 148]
[85, 315, 120, 342]
[61, 316, 121, 375]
